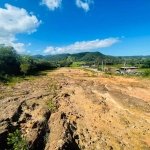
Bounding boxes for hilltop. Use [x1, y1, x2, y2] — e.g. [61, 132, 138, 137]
[33, 52, 116, 62]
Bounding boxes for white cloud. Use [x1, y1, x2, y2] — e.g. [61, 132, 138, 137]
[41, 0, 62, 11]
[44, 46, 55, 53]
[12, 43, 25, 52]
[76, 0, 94, 12]
[0, 4, 42, 52]
[44, 38, 119, 54]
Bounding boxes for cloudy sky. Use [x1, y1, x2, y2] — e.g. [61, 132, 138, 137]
[0, 0, 150, 56]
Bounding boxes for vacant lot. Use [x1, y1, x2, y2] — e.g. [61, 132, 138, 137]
[0, 68, 150, 150]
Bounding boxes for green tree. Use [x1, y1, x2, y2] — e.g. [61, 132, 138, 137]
[142, 59, 150, 68]
[20, 63, 30, 76]
[20, 55, 31, 76]
[0, 46, 20, 75]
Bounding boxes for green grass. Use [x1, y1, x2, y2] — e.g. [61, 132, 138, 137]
[0, 69, 57, 87]
[105, 64, 132, 69]
[45, 99, 56, 112]
[7, 76, 38, 87]
[82, 68, 95, 73]
[138, 68, 150, 71]
[38, 68, 58, 74]
[70, 61, 85, 67]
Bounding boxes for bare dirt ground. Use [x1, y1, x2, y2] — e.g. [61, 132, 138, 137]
[0, 68, 150, 150]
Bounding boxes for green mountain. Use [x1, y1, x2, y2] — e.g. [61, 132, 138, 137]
[33, 51, 115, 62]
[44, 54, 70, 61]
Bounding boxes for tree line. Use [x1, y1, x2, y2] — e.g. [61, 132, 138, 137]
[0, 46, 56, 78]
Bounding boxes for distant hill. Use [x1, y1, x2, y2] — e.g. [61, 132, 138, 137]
[117, 55, 150, 59]
[33, 52, 116, 62]
[33, 54, 45, 59]
[45, 54, 70, 61]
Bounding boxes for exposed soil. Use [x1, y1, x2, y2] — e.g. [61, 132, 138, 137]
[0, 68, 150, 150]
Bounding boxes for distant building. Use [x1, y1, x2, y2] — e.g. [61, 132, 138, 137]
[82, 65, 89, 68]
[120, 67, 138, 73]
[106, 67, 139, 74]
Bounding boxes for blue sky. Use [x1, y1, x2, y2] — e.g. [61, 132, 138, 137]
[0, 0, 150, 56]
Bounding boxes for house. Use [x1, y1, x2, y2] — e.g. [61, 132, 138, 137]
[82, 64, 90, 68]
[120, 67, 138, 74]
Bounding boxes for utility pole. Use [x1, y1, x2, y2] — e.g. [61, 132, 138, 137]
[124, 61, 126, 74]
[104, 61, 106, 72]
[102, 60, 103, 72]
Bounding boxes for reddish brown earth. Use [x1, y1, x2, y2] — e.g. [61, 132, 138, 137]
[0, 68, 150, 150]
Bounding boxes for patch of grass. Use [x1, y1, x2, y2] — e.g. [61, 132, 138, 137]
[70, 62, 85, 67]
[47, 76, 58, 93]
[24, 75, 38, 81]
[0, 69, 57, 86]
[106, 64, 132, 69]
[6, 77, 24, 88]
[45, 99, 56, 112]
[6, 76, 38, 88]
[38, 68, 58, 74]
[106, 72, 123, 77]
[82, 68, 95, 73]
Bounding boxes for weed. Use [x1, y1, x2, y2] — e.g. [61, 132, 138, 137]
[46, 76, 58, 96]
[6, 76, 37, 88]
[7, 129, 29, 150]
[7, 82, 16, 88]
[83, 68, 95, 73]
[45, 99, 56, 112]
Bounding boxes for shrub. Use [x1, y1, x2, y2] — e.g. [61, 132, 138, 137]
[7, 129, 29, 150]
[142, 69, 150, 77]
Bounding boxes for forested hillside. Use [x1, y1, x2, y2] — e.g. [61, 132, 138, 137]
[33, 51, 121, 66]
[33, 51, 150, 67]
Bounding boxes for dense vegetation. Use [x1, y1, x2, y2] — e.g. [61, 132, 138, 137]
[0, 46, 56, 80]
